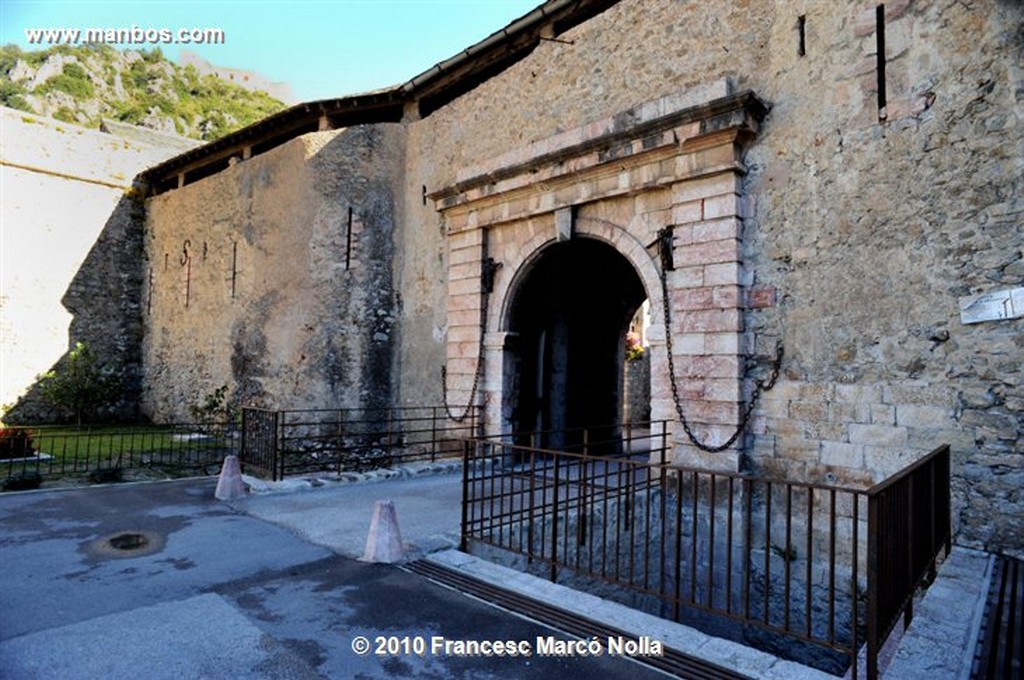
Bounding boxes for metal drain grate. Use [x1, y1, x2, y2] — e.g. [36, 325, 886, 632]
[404, 559, 752, 680]
[973, 555, 1024, 679]
[108, 532, 149, 551]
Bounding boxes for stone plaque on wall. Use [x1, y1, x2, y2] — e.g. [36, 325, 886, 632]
[958, 287, 1024, 325]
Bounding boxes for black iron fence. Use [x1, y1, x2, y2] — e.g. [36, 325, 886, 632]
[0, 422, 236, 487]
[1, 404, 483, 487]
[460, 438, 951, 678]
[240, 406, 481, 481]
[866, 443, 952, 675]
[240, 408, 278, 479]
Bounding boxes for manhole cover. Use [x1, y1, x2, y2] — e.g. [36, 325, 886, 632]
[87, 530, 165, 559]
[108, 532, 149, 551]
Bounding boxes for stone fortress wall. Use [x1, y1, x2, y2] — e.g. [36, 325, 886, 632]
[0, 107, 186, 419]
[178, 50, 295, 104]
[143, 125, 404, 416]
[396, 0, 1023, 552]
[118, 0, 1022, 553]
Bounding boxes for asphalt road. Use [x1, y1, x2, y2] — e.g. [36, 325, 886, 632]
[0, 478, 669, 679]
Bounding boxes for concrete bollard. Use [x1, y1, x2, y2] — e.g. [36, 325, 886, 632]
[361, 499, 404, 563]
[214, 455, 247, 501]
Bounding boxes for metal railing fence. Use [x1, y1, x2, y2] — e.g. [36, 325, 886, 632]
[240, 406, 481, 481]
[0, 422, 235, 485]
[460, 439, 951, 679]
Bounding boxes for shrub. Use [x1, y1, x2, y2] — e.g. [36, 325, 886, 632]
[53, 106, 77, 123]
[39, 61, 95, 100]
[38, 342, 122, 425]
[0, 80, 30, 110]
[189, 385, 239, 437]
[0, 428, 34, 460]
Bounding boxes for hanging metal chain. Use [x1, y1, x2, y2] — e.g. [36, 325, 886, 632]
[441, 296, 488, 423]
[441, 258, 500, 423]
[659, 260, 783, 453]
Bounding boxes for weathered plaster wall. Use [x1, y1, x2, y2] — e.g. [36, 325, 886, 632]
[398, 0, 1022, 552]
[142, 124, 404, 420]
[1, 107, 179, 421]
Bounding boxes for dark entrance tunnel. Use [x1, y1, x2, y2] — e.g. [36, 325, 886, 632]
[506, 237, 647, 453]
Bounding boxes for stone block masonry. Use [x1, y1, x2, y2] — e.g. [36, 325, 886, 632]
[755, 380, 962, 481]
[430, 84, 766, 470]
[735, 0, 1023, 554]
[410, 0, 1021, 550]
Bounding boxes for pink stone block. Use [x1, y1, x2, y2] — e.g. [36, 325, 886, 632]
[448, 277, 479, 297]
[703, 262, 742, 286]
[671, 173, 741, 204]
[680, 355, 741, 379]
[673, 333, 706, 355]
[702, 194, 740, 220]
[748, 285, 777, 309]
[446, 325, 479, 344]
[711, 285, 742, 309]
[668, 267, 705, 289]
[447, 294, 482, 314]
[682, 399, 743, 425]
[448, 244, 479, 266]
[675, 239, 741, 267]
[676, 308, 742, 334]
[691, 218, 742, 243]
[672, 288, 714, 311]
[703, 379, 742, 403]
[672, 200, 704, 226]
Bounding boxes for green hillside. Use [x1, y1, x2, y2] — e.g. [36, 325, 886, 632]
[0, 44, 288, 141]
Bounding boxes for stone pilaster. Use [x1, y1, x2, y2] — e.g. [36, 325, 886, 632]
[444, 221, 484, 415]
[667, 170, 748, 470]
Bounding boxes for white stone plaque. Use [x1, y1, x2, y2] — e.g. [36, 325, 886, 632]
[958, 287, 1024, 325]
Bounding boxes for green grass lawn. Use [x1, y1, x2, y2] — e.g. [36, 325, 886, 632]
[3, 424, 233, 471]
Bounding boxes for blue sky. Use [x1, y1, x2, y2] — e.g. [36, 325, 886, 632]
[1, 1, 541, 102]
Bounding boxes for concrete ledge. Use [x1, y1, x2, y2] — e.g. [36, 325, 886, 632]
[242, 458, 464, 495]
[882, 546, 994, 680]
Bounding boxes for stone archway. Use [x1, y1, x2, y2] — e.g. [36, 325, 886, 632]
[431, 82, 767, 470]
[503, 237, 647, 452]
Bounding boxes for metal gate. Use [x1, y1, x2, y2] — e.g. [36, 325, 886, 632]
[240, 408, 280, 480]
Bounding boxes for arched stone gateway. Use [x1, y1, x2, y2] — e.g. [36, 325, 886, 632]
[431, 82, 768, 470]
[503, 236, 647, 453]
